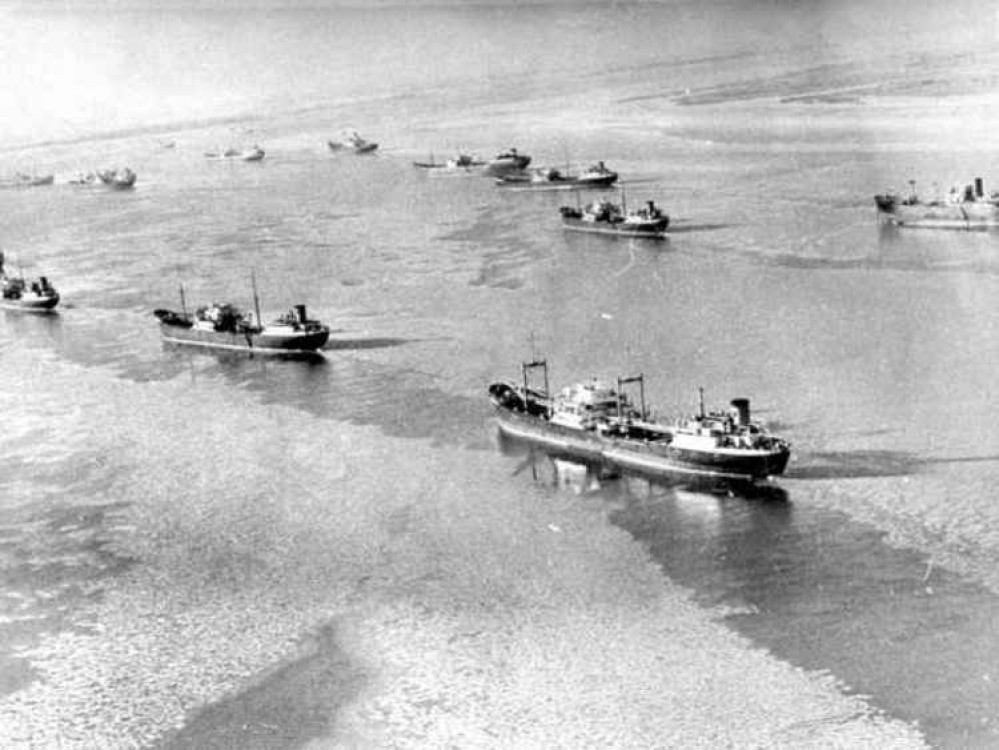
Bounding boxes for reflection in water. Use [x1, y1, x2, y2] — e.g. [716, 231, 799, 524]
[502, 440, 999, 748]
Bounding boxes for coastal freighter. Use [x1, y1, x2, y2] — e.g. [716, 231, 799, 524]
[488, 360, 791, 483]
[484, 148, 531, 176]
[875, 177, 999, 229]
[0, 252, 59, 312]
[496, 161, 618, 190]
[559, 196, 669, 239]
[154, 282, 329, 354]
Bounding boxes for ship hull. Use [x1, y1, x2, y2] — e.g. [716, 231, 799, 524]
[159, 324, 329, 353]
[497, 175, 618, 191]
[495, 408, 789, 482]
[875, 197, 999, 229]
[561, 218, 668, 239]
[0, 293, 60, 312]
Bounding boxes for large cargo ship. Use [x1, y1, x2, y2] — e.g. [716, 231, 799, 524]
[875, 177, 999, 229]
[154, 281, 329, 354]
[488, 360, 791, 483]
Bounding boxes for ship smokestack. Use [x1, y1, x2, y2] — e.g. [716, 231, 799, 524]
[730, 398, 751, 427]
[294, 304, 307, 323]
[976, 177, 984, 198]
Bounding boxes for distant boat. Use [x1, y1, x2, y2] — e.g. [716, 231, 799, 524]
[496, 161, 618, 190]
[0, 252, 59, 312]
[153, 279, 330, 354]
[484, 148, 531, 176]
[328, 130, 378, 153]
[66, 172, 98, 186]
[204, 146, 265, 162]
[412, 152, 485, 170]
[489, 359, 791, 484]
[0, 173, 55, 189]
[97, 167, 137, 189]
[559, 194, 669, 239]
[875, 177, 999, 229]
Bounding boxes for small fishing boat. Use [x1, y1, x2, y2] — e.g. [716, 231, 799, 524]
[153, 278, 329, 354]
[560, 193, 669, 239]
[66, 172, 98, 186]
[489, 360, 791, 483]
[496, 161, 618, 190]
[875, 177, 999, 229]
[328, 130, 378, 153]
[484, 148, 531, 176]
[0, 173, 55, 189]
[97, 167, 137, 189]
[412, 152, 485, 170]
[0, 252, 59, 312]
[204, 146, 265, 162]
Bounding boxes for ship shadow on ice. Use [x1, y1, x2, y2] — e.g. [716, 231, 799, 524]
[788, 449, 922, 480]
[157, 623, 366, 750]
[666, 220, 732, 234]
[322, 335, 411, 352]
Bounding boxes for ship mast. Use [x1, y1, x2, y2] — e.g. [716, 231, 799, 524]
[179, 283, 187, 318]
[251, 270, 262, 328]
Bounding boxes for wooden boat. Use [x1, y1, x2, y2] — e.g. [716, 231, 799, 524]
[496, 161, 618, 190]
[0, 252, 59, 312]
[560, 194, 669, 239]
[489, 360, 791, 483]
[875, 177, 999, 229]
[154, 279, 329, 354]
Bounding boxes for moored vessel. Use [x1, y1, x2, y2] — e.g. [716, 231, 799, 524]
[0, 252, 59, 312]
[488, 360, 791, 483]
[153, 280, 330, 354]
[875, 177, 999, 229]
[413, 152, 485, 170]
[97, 167, 137, 189]
[496, 161, 618, 190]
[328, 130, 378, 153]
[0, 173, 55, 189]
[559, 194, 669, 239]
[204, 146, 265, 162]
[484, 148, 531, 176]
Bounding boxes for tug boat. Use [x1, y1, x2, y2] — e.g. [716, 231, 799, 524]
[153, 281, 329, 354]
[496, 161, 619, 190]
[484, 148, 531, 176]
[560, 194, 669, 239]
[0, 252, 59, 312]
[488, 360, 791, 483]
[328, 130, 378, 153]
[875, 177, 999, 229]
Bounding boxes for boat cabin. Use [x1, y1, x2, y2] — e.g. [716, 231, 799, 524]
[550, 379, 636, 430]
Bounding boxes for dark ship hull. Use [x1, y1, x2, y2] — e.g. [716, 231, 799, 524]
[875, 178, 999, 229]
[496, 173, 618, 190]
[493, 406, 789, 482]
[0, 292, 60, 312]
[154, 308, 330, 354]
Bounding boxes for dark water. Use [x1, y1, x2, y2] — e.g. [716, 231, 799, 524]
[2, 2, 999, 747]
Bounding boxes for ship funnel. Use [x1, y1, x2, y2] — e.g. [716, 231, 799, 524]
[294, 304, 307, 323]
[976, 177, 984, 198]
[730, 398, 751, 427]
